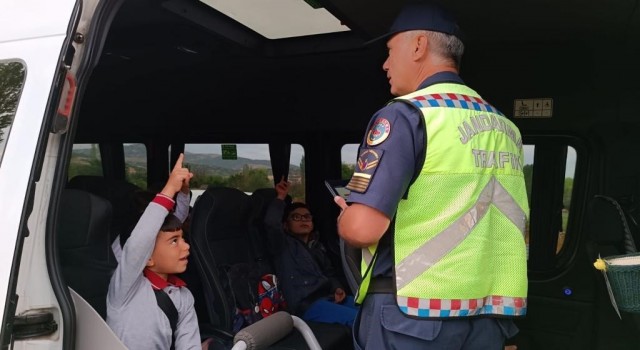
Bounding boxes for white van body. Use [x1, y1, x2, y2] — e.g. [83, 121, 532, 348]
[0, 1, 127, 348]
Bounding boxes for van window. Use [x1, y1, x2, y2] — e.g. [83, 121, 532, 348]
[554, 146, 577, 253]
[69, 143, 103, 179]
[0, 61, 26, 163]
[523, 138, 582, 272]
[124, 143, 147, 189]
[526, 143, 578, 255]
[341, 144, 358, 180]
[183, 143, 306, 201]
[289, 144, 305, 202]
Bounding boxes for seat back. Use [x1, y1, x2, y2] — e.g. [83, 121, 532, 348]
[57, 189, 117, 318]
[67, 175, 142, 243]
[189, 186, 354, 349]
[249, 188, 283, 263]
[189, 186, 267, 332]
[587, 195, 638, 258]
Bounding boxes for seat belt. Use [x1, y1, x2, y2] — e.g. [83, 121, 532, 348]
[154, 289, 178, 350]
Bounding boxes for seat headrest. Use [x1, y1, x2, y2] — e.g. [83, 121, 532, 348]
[250, 188, 277, 202]
[191, 187, 253, 239]
[58, 189, 112, 250]
[250, 188, 291, 212]
[67, 175, 109, 199]
[587, 195, 629, 245]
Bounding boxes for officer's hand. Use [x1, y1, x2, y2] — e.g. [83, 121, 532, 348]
[161, 153, 193, 198]
[334, 195, 348, 223]
[334, 288, 346, 304]
[334, 196, 348, 210]
[275, 176, 290, 200]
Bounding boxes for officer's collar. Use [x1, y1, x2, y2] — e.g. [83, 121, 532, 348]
[417, 71, 464, 90]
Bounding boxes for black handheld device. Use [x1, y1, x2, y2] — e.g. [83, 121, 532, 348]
[325, 179, 350, 200]
[325, 180, 339, 198]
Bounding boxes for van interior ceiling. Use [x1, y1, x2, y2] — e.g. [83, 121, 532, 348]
[76, 0, 640, 142]
[57, 0, 640, 349]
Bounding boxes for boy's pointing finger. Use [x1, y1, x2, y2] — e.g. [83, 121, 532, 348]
[174, 153, 184, 170]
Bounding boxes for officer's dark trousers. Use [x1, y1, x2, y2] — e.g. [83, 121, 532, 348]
[353, 294, 518, 350]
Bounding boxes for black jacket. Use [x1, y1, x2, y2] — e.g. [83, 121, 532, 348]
[263, 198, 343, 315]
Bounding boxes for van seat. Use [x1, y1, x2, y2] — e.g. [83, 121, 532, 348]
[587, 195, 638, 256]
[57, 189, 117, 319]
[189, 186, 353, 349]
[189, 187, 270, 332]
[67, 175, 142, 242]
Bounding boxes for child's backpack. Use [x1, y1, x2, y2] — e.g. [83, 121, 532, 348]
[256, 273, 287, 318]
[226, 263, 287, 333]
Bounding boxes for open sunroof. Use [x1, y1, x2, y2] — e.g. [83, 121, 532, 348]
[199, 0, 350, 39]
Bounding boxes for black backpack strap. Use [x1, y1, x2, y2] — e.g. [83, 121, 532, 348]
[154, 289, 179, 350]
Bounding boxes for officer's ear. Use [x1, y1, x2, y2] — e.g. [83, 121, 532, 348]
[413, 32, 428, 59]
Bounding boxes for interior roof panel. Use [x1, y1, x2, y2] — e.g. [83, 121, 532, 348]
[78, 0, 640, 140]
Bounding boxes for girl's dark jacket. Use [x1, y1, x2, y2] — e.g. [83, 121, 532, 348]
[263, 198, 343, 315]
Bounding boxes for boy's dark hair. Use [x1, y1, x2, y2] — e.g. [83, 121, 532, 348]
[282, 202, 312, 223]
[120, 202, 182, 247]
[161, 214, 182, 232]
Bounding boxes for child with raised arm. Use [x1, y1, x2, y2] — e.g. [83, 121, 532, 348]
[263, 177, 358, 326]
[107, 153, 209, 349]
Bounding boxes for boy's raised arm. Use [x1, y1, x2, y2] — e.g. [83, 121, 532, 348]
[161, 153, 193, 199]
[174, 164, 192, 223]
[108, 154, 193, 307]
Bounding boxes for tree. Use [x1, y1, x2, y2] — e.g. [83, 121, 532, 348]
[227, 165, 271, 192]
[341, 162, 355, 180]
[287, 156, 306, 201]
[563, 178, 573, 210]
[299, 155, 305, 181]
[67, 147, 103, 180]
[125, 165, 148, 189]
[0, 62, 26, 143]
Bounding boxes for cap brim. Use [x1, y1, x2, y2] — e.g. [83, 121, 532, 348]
[362, 31, 397, 47]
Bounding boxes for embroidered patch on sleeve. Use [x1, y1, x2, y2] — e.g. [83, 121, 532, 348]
[346, 148, 384, 193]
[366, 118, 391, 146]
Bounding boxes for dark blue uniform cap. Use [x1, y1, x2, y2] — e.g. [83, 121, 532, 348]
[366, 2, 463, 45]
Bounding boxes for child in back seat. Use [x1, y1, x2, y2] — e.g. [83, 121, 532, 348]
[107, 153, 212, 349]
[263, 177, 358, 327]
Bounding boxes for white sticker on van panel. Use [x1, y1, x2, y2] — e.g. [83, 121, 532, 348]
[513, 98, 553, 118]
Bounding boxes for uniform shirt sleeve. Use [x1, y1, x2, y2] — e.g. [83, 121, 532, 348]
[347, 102, 425, 218]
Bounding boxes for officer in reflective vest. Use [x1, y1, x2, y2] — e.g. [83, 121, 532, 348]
[335, 3, 529, 350]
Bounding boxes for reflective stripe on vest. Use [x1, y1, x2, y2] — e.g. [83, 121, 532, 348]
[395, 176, 526, 291]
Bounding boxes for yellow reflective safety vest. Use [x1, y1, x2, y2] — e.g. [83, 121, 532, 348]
[359, 83, 529, 318]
